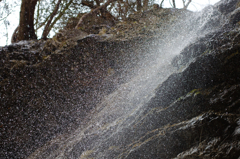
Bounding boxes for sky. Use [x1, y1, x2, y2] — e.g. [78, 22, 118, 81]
[0, 0, 221, 46]
[158, 0, 221, 11]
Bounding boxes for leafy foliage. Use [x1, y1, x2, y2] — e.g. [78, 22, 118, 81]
[1, 0, 193, 43]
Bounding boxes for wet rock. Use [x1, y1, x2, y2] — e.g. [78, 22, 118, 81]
[121, 112, 238, 159]
[217, 0, 240, 15]
[229, 7, 240, 25]
[2, 0, 240, 159]
[0, 21, 167, 159]
[120, 1, 240, 158]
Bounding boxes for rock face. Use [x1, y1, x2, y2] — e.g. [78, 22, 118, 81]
[0, 33, 164, 158]
[1, 8, 186, 157]
[1, 0, 240, 158]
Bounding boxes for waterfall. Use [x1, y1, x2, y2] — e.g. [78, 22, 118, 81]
[28, 5, 226, 159]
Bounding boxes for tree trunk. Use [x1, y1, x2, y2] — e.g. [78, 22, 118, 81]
[11, 26, 19, 43]
[17, 0, 39, 42]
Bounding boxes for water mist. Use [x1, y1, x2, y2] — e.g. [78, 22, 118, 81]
[28, 5, 226, 159]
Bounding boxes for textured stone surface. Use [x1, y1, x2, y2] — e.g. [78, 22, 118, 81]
[1, 0, 240, 158]
[0, 23, 167, 159]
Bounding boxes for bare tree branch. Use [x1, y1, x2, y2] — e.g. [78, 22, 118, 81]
[48, 0, 73, 33]
[41, 0, 62, 39]
[35, 14, 51, 31]
[183, 0, 192, 9]
[160, 0, 164, 8]
[172, 0, 176, 8]
[75, 0, 116, 29]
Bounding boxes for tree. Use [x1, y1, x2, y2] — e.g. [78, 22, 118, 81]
[17, 0, 39, 42]
[11, 0, 192, 43]
[172, 0, 176, 8]
[182, 0, 192, 9]
[76, 0, 117, 28]
[12, 0, 75, 43]
[160, 0, 164, 8]
[41, 0, 62, 39]
[160, 0, 192, 9]
[36, 0, 75, 38]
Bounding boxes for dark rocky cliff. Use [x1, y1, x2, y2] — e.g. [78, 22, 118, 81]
[0, 32, 164, 158]
[1, 0, 240, 158]
[1, 6, 190, 158]
[118, 1, 240, 158]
